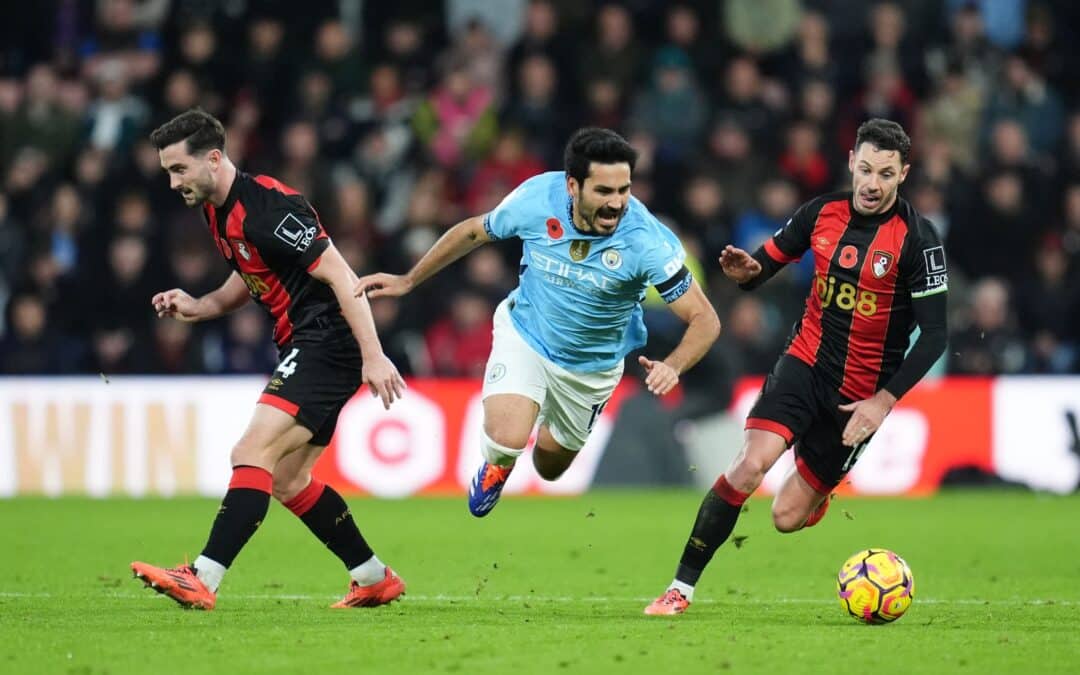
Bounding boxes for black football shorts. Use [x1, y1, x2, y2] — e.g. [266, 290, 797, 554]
[259, 327, 363, 446]
[745, 354, 873, 493]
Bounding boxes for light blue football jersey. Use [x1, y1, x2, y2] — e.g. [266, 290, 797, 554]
[483, 171, 690, 372]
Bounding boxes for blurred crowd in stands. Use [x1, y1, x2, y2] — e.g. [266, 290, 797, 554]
[1, 0, 1079, 409]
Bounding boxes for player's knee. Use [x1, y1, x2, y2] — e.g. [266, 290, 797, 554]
[771, 501, 807, 533]
[481, 428, 526, 466]
[272, 471, 310, 503]
[728, 449, 771, 493]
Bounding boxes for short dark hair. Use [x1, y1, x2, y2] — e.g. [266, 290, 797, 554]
[563, 127, 638, 185]
[149, 109, 226, 155]
[855, 118, 911, 165]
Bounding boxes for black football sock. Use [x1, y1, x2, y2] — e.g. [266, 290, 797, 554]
[283, 480, 374, 569]
[199, 465, 272, 568]
[674, 475, 751, 586]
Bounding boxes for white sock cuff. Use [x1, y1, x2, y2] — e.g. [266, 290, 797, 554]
[669, 579, 695, 601]
[349, 555, 386, 586]
[480, 430, 524, 466]
[193, 555, 227, 593]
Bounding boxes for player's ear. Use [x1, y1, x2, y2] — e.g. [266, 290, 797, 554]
[847, 149, 855, 174]
[898, 163, 910, 184]
[567, 176, 579, 200]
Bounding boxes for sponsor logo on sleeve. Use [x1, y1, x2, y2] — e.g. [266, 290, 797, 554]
[923, 246, 948, 288]
[274, 213, 317, 252]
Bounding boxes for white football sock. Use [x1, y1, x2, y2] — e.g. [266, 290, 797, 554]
[193, 555, 227, 592]
[669, 579, 694, 602]
[349, 555, 386, 586]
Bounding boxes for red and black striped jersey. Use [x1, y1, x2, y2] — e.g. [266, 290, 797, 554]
[758, 191, 949, 401]
[202, 172, 342, 346]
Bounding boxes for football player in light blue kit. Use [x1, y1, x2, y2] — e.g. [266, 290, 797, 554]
[356, 128, 721, 516]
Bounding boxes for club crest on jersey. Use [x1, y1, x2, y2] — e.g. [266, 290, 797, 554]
[232, 239, 251, 260]
[838, 244, 859, 269]
[601, 248, 622, 270]
[546, 217, 564, 240]
[569, 240, 591, 262]
[871, 250, 894, 278]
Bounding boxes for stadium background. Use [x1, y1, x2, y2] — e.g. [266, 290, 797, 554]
[0, 0, 1079, 499]
[1, 3, 1079, 675]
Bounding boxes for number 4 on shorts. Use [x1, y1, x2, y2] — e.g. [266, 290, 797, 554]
[276, 347, 300, 378]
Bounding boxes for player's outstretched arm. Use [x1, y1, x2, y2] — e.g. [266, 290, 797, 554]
[151, 272, 249, 322]
[354, 216, 492, 298]
[638, 280, 721, 396]
[310, 243, 406, 410]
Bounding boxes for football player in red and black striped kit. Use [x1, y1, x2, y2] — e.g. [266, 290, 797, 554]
[130, 110, 407, 610]
[645, 119, 949, 615]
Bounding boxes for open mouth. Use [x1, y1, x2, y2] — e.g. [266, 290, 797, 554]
[859, 192, 882, 209]
[595, 209, 621, 228]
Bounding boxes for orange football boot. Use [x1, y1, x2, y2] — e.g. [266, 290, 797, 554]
[131, 561, 216, 610]
[331, 567, 406, 608]
[643, 588, 690, 615]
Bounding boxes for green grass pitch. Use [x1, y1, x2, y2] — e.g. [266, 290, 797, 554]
[3, 490, 1078, 674]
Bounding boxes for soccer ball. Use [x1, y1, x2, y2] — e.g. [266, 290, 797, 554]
[836, 548, 915, 624]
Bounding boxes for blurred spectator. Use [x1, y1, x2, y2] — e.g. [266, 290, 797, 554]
[381, 18, 437, 94]
[981, 52, 1065, 159]
[837, 52, 917, 157]
[463, 246, 515, 305]
[950, 170, 1032, 285]
[0, 193, 25, 299]
[506, 0, 577, 101]
[446, 0, 526, 48]
[1062, 183, 1080, 260]
[732, 177, 814, 286]
[308, 19, 367, 104]
[863, 1, 929, 96]
[413, 58, 497, 168]
[84, 60, 149, 153]
[1017, 236, 1079, 373]
[582, 78, 625, 132]
[80, 0, 163, 85]
[210, 304, 278, 375]
[919, 60, 984, 173]
[660, 4, 724, 86]
[948, 0, 1026, 51]
[714, 56, 778, 153]
[501, 53, 567, 167]
[717, 295, 784, 376]
[778, 11, 839, 93]
[778, 119, 833, 198]
[0, 293, 60, 374]
[724, 0, 801, 56]
[927, 2, 1002, 94]
[700, 119, 770, 216]
[424, 288, 494, 377]
[146, 318, 204, 374]
[581, 4, 643, 95]
[678, 171, 731, 262]
[629, 47, 708, 160]
[445, 18, 507, 106]
[465, 127, 543, 214]
[1, 64, 81, 171]
[949, 277, 1028, 374]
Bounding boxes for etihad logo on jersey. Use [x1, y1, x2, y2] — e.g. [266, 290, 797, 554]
[274, 213, 317, 252]
[530, 250, 618, 291]
[871, 250, 894, 278]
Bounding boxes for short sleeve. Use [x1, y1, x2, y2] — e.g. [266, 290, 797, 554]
[247, 199, 330, 271]
[763, 198, 818, 264]
[903, 219, 949, 299]
[482, 181, 534, 241]
[644, 224, 691, 303]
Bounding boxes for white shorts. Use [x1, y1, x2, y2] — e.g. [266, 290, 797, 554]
[482, 299, 623, 451]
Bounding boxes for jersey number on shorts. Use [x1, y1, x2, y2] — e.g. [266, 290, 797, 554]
[276, 348, 300, 379]
[587, 399, 610, 433]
